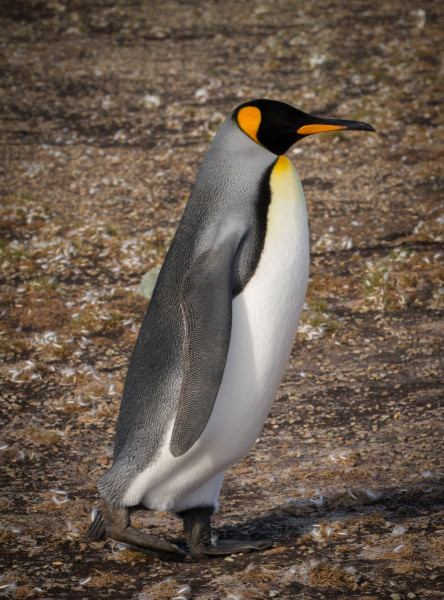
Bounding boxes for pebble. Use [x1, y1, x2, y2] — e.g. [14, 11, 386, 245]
[390, 594, 401, 600]
[269, 591, 279, 598]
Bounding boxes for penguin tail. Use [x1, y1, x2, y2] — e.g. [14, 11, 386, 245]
[84, 507, 106, 542]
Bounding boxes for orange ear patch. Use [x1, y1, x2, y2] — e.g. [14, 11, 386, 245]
[297, 124, 346, 135]
[237, 106, 262, 144]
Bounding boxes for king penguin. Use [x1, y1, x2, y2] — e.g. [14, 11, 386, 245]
[85, 99, 375, 559]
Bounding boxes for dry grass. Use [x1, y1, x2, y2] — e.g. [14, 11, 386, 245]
[21, 427, 61, 446]
[89, 570, 128, 586]
[308, 562, 357, 588]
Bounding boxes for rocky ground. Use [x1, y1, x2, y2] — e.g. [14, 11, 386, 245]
[0, 0, 443, 598]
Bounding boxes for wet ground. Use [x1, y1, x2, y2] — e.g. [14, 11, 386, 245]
[1, 0, 443, 598]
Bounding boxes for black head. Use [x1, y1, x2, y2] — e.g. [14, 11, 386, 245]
[233, 99, 375, 155]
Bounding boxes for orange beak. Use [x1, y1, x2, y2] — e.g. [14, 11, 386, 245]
[297, 118, 375, 136]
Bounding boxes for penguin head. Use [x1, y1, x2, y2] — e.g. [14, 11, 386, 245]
[233, 99, 375, 155]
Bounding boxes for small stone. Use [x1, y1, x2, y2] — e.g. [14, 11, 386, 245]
[269, 591, 279, 598]
[390, 594, 401, 600]
[141, 94, 161, 108]
[407, 594, 416, 599]
[224, 557, 234, 562]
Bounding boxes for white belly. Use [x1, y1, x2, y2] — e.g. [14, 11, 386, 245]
[123, 157, 309, 512]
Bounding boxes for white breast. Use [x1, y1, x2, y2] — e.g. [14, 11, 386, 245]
[123, 156, 309, 512]
[202, 156, 309, 457]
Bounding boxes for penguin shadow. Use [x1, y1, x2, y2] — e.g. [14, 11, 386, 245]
[212, 476, 444, 548]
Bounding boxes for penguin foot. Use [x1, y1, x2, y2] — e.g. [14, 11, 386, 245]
[104, 524, 189, 561]
[89, 499, 189, 561]
[179, 505, 273, 557]
[192, 538, 273, 557]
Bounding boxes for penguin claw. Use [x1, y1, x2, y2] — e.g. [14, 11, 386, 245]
[84, 507, 106, 542]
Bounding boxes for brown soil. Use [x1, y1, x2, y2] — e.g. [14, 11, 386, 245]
[1, 1, 443, 598]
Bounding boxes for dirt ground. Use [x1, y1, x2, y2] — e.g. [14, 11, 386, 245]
[1, 0, 443, 598]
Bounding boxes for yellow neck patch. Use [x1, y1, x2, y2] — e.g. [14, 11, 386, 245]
[237, 106, 261, 144]
[272, 155, 292, 174]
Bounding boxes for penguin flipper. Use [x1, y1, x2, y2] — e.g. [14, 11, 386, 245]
[170, 227, 243, 457]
